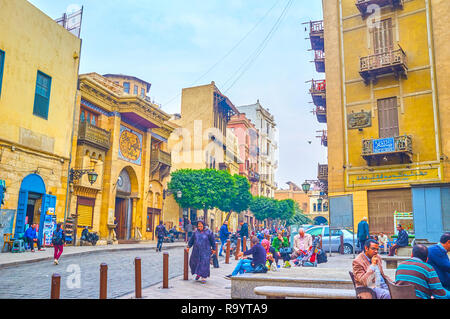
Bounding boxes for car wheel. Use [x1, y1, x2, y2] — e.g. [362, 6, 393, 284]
[343, 244, 353, 254]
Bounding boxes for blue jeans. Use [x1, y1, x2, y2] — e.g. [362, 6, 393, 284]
[232, 259, 254, 276]
[157, 237, 164, 251]
[219, 239, 227, 256]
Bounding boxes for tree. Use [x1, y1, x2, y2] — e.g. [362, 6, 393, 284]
[217, 174, 252, 223]
[286, 202, 312, 227]
[249, 196, 278, 225]
[275, 199, 296, 226]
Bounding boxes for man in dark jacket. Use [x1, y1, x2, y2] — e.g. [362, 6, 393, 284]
[357, 217, 369, 251]
[427, 232, 450, 290]
[155, 221, 167, 252]
[239, 222, 249, 250]
[226, 237, 266, 278]
[219, 221, 230, 256]
[389, 224, 409, 256]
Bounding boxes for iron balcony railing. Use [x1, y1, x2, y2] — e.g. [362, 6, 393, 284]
[78, 121, 111, 151]
[359, 47, 408, 83]
[318, 164, 328, 181]
[362, 135, 413, 168]
[356, 0, 404, 17]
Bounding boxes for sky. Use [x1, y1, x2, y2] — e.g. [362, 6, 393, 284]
[28, 0, 326, 190]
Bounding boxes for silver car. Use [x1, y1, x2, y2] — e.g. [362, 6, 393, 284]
[304, 226, 358, 254]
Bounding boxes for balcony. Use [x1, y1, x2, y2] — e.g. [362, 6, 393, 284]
[318, 164, 328, 181]
[151, 149, 171, 167]
[314, 50, 325, 73]
[359, 47, 408, 85]
[248, 170, 260, 183]
[362, 135, 412, 166]
[309, 20, 324, 51]
[356, 0, 404, 18]
[314, 106, 327, 124]
[316, 130, 327, 147]
[77, 121, 111, 151]
[309, 79, 326, 107]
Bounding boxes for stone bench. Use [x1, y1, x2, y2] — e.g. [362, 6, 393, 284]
[397, 246, 412, 257]
[254, 286, 357, 299]
[383, 256, 409, 269]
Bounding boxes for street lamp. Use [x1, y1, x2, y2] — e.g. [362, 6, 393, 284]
[163, 189, 182, 199]
[317, 197, 323, 206]
[69, 168, 98, 185]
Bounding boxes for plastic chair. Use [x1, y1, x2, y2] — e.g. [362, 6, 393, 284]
[2, 233, 14, 252]
[349, 271, 377, 299]
[11, 239, 25, 253]
[386, 280, 417, 299]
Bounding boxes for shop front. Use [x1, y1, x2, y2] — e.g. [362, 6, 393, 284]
[14, 174, 57, 245]
[367, 188, 412, 237]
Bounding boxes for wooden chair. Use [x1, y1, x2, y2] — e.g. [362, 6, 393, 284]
[386, 280, 417, 299]
[2, 233, 14, 252]
[348, 271, 377, 299]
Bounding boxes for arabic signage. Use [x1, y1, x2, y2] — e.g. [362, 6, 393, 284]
[373, 137, 395, 154]
[347, 111, 372, 129]
[118, 125, 143, 165]
[349, 167, 440, 186]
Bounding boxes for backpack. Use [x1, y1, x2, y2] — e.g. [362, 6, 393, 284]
[52, 229, 64, 246]
[317, 249, 328, 264]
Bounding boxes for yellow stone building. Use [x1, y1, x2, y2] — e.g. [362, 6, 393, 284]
[321, 0, 450, 240]
[68, 73, 175, 244]
[165, 82, 242, 233]
[0, 0, 81, 244]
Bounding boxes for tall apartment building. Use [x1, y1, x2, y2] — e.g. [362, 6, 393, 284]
[0, 0, 81, 246]
[236, 101, 278, 198]
[321, 0, 450, 241]
[166, 82, 242, 232]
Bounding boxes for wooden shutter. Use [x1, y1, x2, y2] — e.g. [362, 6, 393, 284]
[373, 18, 393, 54]
[33, 71, 52, 119]
[378, 97, 399, 138]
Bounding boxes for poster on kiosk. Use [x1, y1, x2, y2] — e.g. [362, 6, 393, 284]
[43, 207, 56, 246]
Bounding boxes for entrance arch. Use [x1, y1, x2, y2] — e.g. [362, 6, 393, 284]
[314, 216, 328, 225]
[114, 167, 138, 240]
[15, 174, 56, 243]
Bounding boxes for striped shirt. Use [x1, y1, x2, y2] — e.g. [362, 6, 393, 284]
[395, 257, 450, 299]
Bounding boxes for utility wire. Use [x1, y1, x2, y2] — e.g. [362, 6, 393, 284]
[161, 0, 282, 107]
[223, 0, 294, 94]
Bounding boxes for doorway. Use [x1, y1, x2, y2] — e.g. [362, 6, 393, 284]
[25, 192, 42, 227]
[115, 197, 133, 240]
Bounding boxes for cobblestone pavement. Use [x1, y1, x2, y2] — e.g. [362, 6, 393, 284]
[0, 246, 185, 299]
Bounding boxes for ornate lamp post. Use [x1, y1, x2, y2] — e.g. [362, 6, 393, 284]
[163, 189, 182, 199]
[69, 168, 98, 185]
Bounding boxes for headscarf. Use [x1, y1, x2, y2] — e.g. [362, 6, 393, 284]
[261, 239, 270, 254]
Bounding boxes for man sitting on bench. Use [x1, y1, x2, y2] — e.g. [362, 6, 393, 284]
[389, 224, 409, 256]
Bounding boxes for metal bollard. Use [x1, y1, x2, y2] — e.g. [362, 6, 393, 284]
[235, 237, 241, 260]
[135, 257, 142, 298]
[184, 248, 189, 280]
[163, 252, 169, 289]
[225, 239, 231, 264]
[50, 273, 61, 299]
[243, 236, 247, 253]
[340, 235, 344, 254]
[100, 263, 108, 299]
[215, 242, 219, 258]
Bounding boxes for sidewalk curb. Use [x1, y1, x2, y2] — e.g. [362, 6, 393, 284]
[0, 243, 187, 269]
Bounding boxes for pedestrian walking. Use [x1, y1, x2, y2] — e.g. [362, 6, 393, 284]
[52, 223, 65, 265]
[239, 221, 249, 250]
[357, 217, 369, 251]
[185, 220, 193, 242]
[218, 221, 230, 256]
[155, 221, 167, 252]
[187, 220, 216, 284]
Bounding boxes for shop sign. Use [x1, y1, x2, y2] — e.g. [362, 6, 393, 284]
[349, 167, 440, 186]
[373, 137, 395, 154]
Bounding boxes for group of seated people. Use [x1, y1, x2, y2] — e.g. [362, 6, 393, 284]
[225, 228, 323, 278]
[352, 232, 450, 299]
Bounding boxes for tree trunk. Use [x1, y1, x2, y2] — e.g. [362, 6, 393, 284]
[225, 211, 232, 223]
[203, 208, 208, 224]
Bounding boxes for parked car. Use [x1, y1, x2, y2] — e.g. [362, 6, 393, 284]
[289, 224, 315, 247]
[304, 226, 359, 254]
